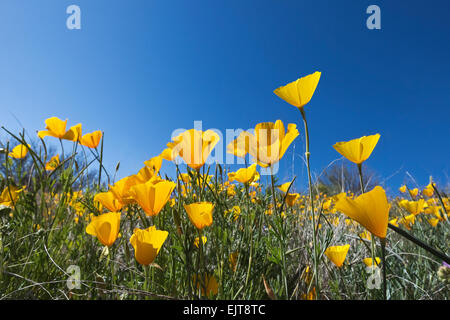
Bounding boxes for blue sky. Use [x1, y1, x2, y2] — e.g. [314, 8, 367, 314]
[0, 0, 449, 194]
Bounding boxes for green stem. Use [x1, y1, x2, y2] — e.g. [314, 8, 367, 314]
[337, 266, 349, 299]
[269, 166, 278, 214]
[269, 167, 288, 298]
[144, 265, 149, 296]
[388, 223, 450, 264]
[97, 132, 104, 190]
[197, 229, 206, 299]
[357, 163, 365, 194]
[431, 183, 449, 219]
[244, 180, 258, 298]
[59, 138, 65, 162]
[299, 107, 319, 297]
[138, 209, 149, 229]
[380, 238, 387, 300]
[357, 163, 377, 297]
[244, 237, 253, 295]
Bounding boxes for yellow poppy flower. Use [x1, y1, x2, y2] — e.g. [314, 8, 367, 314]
[399, 185, 407, 193]
[422, 183, 434, 197]
[0, 185, 23, 208]
[285, 193, 300, 207]
[425, 206, 444, 221]
[389, 218, 399, 227]
[333, 134, 380, 164]
[324, 244, 350, 268]
[38, 117, 68, 139]
[227, 120, 299, 168]
[301, 266, 313, 285]
[227, 130, 254, 159]
[249, 180, 260, 188]
[132, 167, 156, 185]
[423, 205, 434, 214]
[273, 71, 321, 109]
[129, 180, 176, 216]
[70, 190, 83, 202]
[427, 218, 439, 227]
[229, 251, 238, 272]
[359, 230, 372, 241]
[399, 199, 425, 215]
[94, 191, 124, 212]
[109, 176, 139, 205]
[301, 287, 316, 300]
[80, 130, 102, 148]
[143, 155, 163, 174]
[332, 192, 348, 202]
[199, 174, 214, 185]
[184, 202, 214, 230]
[399, 214, 416, 230]
[442, 198, 450, 212]
[278, 181, 294, 193]
[166, 129, 220, 170]
[160, 147, 178, 161]
[61, 123, 83, 142]
[230, 205, 241, 221]
[409, 188, 419, 199]
[335, 186, 390, 239]
[193, 236, 207, 248]
[132, 157, 163, 184]
[250, 120, 299, 168]
[178, 173, 191, 184]
[37, 117, 82, 142]
[8, 144, 30, 159]
[227, 184, 236, 197]
[322, 199, 333, 211]
[86, 212, 121, 247]
[45, 154, 60, 171]
[228, 164, 259, 184]
[129, 225, 168, 265]
[329, 217, 339, 226]
[363, 257, 381, 267]
[193, 273, 218, 297]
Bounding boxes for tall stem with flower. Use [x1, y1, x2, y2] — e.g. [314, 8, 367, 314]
[273, 71, 322, 298]
[298, 107, 320, 297]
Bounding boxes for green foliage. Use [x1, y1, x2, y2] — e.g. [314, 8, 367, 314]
[0, 130, 448, 300]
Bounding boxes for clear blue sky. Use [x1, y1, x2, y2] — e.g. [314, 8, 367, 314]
[1, 0, 449, 194]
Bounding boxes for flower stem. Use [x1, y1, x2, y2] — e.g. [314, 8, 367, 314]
[299, 107, 319, 298]
[269, 166, 278, 214]
[380, 237, 387, 300]
[357, 163, 365, 194]
[143, 265, 150, 295]
[357, 163, 378, 297]
[269, 167, 289, 299]
[388, 223, 450, 264]
[59, 138, 65, 162]
[98, 131, 104, 190]
[431, 183, 449, 220]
